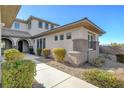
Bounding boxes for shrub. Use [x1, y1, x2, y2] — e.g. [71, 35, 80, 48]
[29, 47, 34, 54]
[2, 60, 36, 88]
[36, 48, 42, 56]
[116, 54, 124, 63]
[43, 48, 50, 58]
[52, 48, 66, 62]
[89, 57, 105, 67]
[82, 69, 124, 88]
[4, 49, 24, 61]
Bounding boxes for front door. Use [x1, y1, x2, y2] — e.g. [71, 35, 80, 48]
[18, 41, 23, 52]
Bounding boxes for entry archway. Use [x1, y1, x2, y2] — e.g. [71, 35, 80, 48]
[17, 39, 29, 53]
[1, 38, 13, 53]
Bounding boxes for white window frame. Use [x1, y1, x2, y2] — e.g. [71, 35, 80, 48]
[88, 33, 95, 50]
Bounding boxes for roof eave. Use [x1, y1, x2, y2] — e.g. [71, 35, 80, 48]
[0, 5, 21, 28]
[32, 18, 106, 38]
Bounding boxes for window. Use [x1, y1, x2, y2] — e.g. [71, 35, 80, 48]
[45, 22, 49, 29]
[54, 36, 58, 41]
[39, 21, 43, 28]
[28, 22, 31, 29]
[14, 23, 20, 29]
[66, 33, 71, 39]
[60, 35, 64, 40]
[88, 33, 96, 50]
[51, 25, 54, 29]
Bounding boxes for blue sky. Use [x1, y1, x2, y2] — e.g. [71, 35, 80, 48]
[17, 5, 124, 44]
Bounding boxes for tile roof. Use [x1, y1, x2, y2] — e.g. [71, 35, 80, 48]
[2, 28, 31, 38]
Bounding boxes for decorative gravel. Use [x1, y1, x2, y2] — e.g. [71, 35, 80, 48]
[38, 56, 124, 82]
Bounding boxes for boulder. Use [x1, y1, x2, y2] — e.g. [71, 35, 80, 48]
[66, 51, 85, 67]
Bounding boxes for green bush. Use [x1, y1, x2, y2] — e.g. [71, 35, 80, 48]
[52, 48, 66, 62]
[4, 48, 24, 61]
[2, 60, 36, 88]
[36, 48, 42, 56]
[116, 54, 124, 63]
[43, 48, 50, 58]
[82, 69, 124, 88]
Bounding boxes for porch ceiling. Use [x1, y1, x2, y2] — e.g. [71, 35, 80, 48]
[0, 5, 21, 27]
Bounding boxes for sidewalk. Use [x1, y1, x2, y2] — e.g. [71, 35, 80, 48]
[24, 54, 97, 88]
[35, 63, 97, 88]
[0, 54, 97, 88]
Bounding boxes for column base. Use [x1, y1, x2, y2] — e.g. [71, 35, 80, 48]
[0, 56, 3, 62]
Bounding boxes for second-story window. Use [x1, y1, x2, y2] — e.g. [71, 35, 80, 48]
[51, 24, 54, 29]
[39, 21, 43, 28]
[14, 23, 20, 29]
[45, 22, 49, 29]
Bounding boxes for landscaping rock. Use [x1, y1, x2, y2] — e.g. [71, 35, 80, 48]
[66, 51, 85, 67]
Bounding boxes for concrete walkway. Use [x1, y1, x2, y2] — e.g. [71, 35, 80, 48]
[25, 54, 97, 88]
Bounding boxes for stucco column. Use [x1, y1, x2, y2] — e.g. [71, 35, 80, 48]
[0, 8, 4, 61]
[0, 8, 1, 57]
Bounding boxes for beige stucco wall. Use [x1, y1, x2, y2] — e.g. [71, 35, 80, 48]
[8, 18, 101, 62]
[34, 26, 100, 62]
[29, 19, 58, 35]
[34, 27, 87, 52]
[11, 19, 58, 36]
[11, 21, 28, 31]
[88, 42, 99, 61]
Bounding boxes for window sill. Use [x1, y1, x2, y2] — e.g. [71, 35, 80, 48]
[88, 49, 95, 51]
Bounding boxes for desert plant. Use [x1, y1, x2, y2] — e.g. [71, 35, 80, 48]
[89, 57, 105, 67]
[82, 69, 124, 88]
[4, 48, 24, 61]
[43, 48, 50, 58]
[116, 54, 124, 63]
[36, 48, 42, 56]
[52, 48, 66, 62]
[2, 60, 36, 88]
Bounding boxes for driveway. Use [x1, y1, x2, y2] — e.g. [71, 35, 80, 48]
[24, 54, 97, 88]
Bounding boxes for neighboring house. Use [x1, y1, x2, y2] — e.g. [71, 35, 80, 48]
[1, 16, 105, 62]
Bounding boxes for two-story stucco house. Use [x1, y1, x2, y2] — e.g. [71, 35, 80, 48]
[1, 16, 105, 62]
